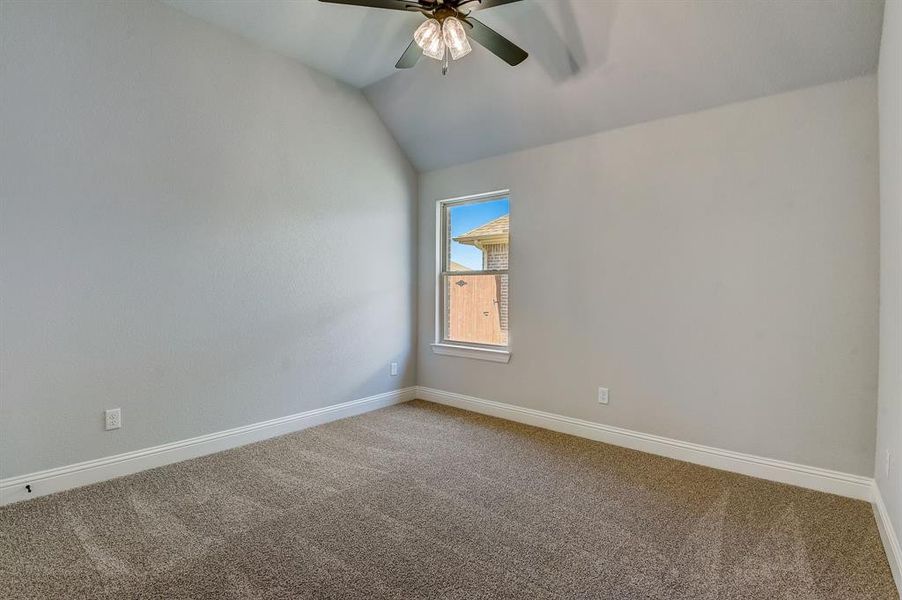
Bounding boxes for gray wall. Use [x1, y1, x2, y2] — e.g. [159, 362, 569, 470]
[876, 0, 902, 549]
[418, 76, 880, 476]
[0, 0, 417, 479]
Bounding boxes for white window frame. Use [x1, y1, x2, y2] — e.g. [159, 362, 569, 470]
[432, 189, 511, 363]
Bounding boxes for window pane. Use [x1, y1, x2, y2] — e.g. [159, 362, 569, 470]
[446, 198, 509, 271]
[444, 273, 509, 346]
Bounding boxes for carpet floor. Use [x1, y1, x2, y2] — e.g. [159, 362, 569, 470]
[0, 400, 896, 599]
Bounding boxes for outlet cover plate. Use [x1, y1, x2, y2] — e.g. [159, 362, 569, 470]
[105, 408, 121, 431]
[598, 387, 609, 405]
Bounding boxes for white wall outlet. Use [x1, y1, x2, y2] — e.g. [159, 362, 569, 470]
[886, 449, 893, 478]
[390, 362, 399, 376]
[598, 387, 609, 405]
[104, 408, 121, 431]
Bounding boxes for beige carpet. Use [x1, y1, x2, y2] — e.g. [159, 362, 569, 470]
[0, 400, 896, 599]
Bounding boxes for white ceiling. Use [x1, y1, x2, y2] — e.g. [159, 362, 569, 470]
[165, 0, 423, 88]
[166, 0, 885, 171]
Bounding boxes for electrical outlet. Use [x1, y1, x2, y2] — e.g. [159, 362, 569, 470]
[886, 449, 893, 478]
[390, 362, 399, 376]
[598, 387, 609, 405]
[104, 408, 121, 431]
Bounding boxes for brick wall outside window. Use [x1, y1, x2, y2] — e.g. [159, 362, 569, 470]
[484, 243, 509, 334]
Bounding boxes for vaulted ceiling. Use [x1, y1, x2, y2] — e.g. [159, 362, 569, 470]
[166, 0, 885, 171]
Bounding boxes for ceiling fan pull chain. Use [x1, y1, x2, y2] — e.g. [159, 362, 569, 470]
[442, 46, 449, 76]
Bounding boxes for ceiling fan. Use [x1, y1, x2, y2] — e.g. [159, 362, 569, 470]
[318, 0, 527, 75]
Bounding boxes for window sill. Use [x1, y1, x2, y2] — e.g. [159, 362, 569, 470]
[431, 343, 511, 363]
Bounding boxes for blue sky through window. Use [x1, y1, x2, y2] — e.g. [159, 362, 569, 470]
[449, 198, 509, 270]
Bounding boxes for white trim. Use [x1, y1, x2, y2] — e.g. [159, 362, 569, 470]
[415, 387, 874, 501]
[431, 343, 511, 363]
[0, 387, 417, 506]
[435, 188, 511, 206]
[873, 481, 902, 594]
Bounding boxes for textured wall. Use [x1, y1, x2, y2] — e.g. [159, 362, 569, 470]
[0, 0, 417, 478]
[876, 0, 902, 556]
[419, 76, 879, 475]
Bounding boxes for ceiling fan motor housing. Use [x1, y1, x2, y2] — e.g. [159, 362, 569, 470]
[430, 6, 462, 22]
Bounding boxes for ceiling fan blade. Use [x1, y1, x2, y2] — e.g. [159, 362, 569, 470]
[395, 40, 423, 68]
[457, 0, 523, 11]
[462, 17, 528, 66]
[317, 0, 425, 11]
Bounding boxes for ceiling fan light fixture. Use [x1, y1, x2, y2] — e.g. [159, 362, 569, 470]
[442, 17, 471, 60]
[319, 0, 529, 72]
[414, 18, 445, 61]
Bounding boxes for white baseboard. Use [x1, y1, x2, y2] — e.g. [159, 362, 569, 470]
[873, 482, 902, 593]
[415, 387, 874, 501]
[0, 387, 417, 506]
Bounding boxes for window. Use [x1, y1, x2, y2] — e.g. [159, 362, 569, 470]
[433, 191, 510, 362]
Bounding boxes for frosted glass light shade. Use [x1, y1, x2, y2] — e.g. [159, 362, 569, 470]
[442, 17, 471, 60]
[414, 19, 445, 61]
